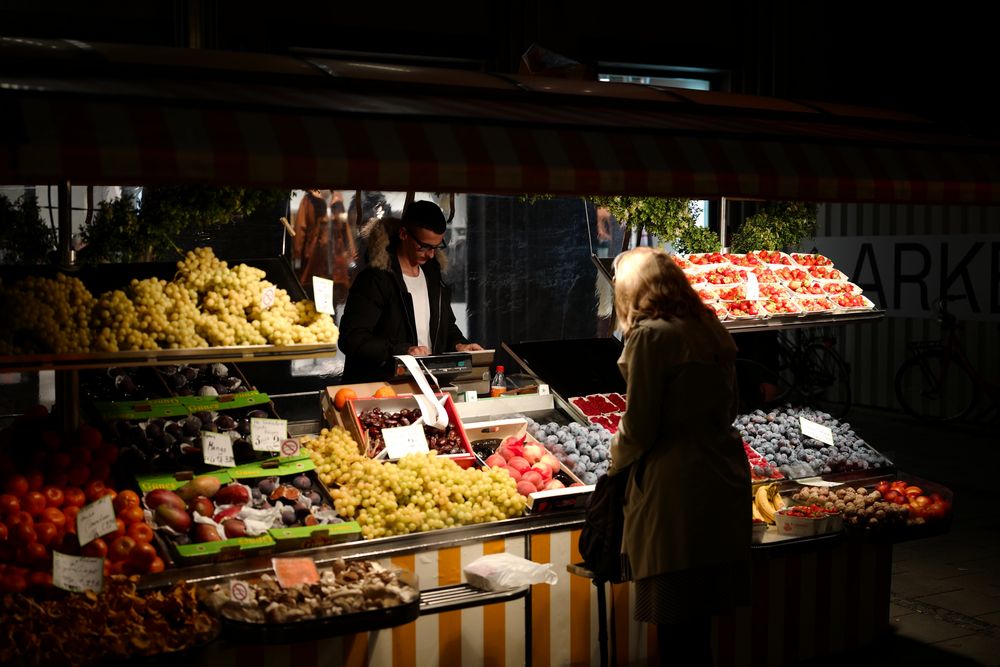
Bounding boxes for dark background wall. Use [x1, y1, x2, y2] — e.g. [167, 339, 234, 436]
[1, 0, 995, 135]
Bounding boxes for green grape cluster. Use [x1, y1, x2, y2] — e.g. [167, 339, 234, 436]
[0, 274, 95, 353]
[0, 247, 338, 354]
[305, 427, 526, 540]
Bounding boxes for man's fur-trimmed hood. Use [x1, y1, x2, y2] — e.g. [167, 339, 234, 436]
[361, 216, 447, 272]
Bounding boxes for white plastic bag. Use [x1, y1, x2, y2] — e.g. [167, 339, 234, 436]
[463, 553, 558, 591]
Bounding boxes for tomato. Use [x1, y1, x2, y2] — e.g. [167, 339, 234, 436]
[94, 443, 119, 465]
[103, 558, 112, 577]
[19, 542, 48, 564]
[126, 522, 154, 545]
[63, 487, 86, 508]
[69, 447, 93, 468]
[890, 480, 908, 492]
[83, 479, 106, 503]
[76, 424, 103, 450]
[0, 494, 19, 516]
[41, 486, 64, 508]
[89, 461, 111, 483]
[118, 506, 145, 526]
[56, 531, 80, 556]
[874, 480, 891, 495]
[904, 485, 924, 497]
[148, 556, 165, 574]
[81, 537, 108, 559]
[62, 506, 80, 534]
[4, 474, 29, 498]
[0, 572, 27, 593]
[108, 536, 136, 562]
[7, 511, 33, 529]
[39, 430, 61, 450]
[926, 501, 950, 520]
[109, 560, 126, 575]
[102, 518, 126, 541]
[128, 542, 158, 571]
[33, 522, 58, 547]
[67, 466, 90, 487]
[26, 470, 45, 492]
[11, 522, 36, 546]
[50, 451, 72, 471]
[41, 507, 66, 532]
[27, 571, 52, 589]
[45, 471, 69, 489]
[23, 491, 47, 517]
[113, 490, 141, 515]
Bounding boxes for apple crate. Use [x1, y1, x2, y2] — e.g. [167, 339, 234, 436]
[463, 418, 592, 514]
[138, 471, 277, 567]
[345, 393, 475, 467]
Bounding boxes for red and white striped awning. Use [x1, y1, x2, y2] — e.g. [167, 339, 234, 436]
[3, 39, 1000, 204]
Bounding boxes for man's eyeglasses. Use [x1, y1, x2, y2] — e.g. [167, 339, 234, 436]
[412, 237, 447, 252]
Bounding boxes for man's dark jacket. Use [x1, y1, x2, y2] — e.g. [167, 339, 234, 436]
[339, 249, 467, 382]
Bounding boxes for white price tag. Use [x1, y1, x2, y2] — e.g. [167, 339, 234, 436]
[799, 416, 835, 446]
[203, 431, 236, 467]
[745, 271, 760, 301]
[76, 495, 117, 546]
[251, 418, 287, 452]
[229, 579, 250, 602]
[261, 286, 276, 310]
[538, 384, 550, 396]
[312, 277, 335, 314]
[464, 390, 478, 403]
[382, 421, 430, 459]
[53, 551, 104, 593]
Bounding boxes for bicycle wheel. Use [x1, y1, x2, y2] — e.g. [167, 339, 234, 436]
[895, 350, 977, 422]
[795, 342, 852, 419]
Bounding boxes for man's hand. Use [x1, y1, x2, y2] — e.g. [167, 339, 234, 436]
[407, 345, 431, 356]
[455, 343, 484, 352]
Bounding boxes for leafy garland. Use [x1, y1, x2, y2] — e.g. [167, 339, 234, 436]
[589, 196, 722, 253]
[80, 186, 288, 263]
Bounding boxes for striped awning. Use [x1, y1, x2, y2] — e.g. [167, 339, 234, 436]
[3, 38, 1000, 204]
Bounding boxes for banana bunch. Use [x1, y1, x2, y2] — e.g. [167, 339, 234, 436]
[753, 483, 786, 524]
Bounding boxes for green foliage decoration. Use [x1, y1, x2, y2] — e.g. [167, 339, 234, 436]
[80, 186, 289, 263]
[675, 224, 721, 254]
[589, 196, 701, 245]
[0, 195, 56, 265]
[730, 201, 817, 253]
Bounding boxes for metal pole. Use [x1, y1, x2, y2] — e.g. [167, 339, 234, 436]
[55, 181, 79, 429]
[719, 196, 728, 250]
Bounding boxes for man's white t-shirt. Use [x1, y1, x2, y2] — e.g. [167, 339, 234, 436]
[401, 268, 431, 349]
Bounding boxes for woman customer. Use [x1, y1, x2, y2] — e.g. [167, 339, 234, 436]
[608, 247, 750, 666]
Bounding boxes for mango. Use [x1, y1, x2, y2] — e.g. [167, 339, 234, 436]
[145, 489, 186, 512]
[176, 475, 223, 502]
[187, 495, 214, 518]
[192, 523, 222, 543]
[222, 518, 247, 538]
[155, 504, 192, 533]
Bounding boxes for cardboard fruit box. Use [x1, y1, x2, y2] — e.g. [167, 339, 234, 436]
[463, 418, 592, 513]
[227, 456, 362, 551]
[321, 381, 423, 429]
[137, 470, 276, 567]
[344, 393, 476, 468]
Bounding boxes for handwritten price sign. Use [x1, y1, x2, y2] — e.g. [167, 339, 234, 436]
[203, 431, 236, 467]
[251, 418, 287, 452]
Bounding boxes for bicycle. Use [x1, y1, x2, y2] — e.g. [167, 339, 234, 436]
[736, 329, 852, 419]
[894, 297, 1000, 422]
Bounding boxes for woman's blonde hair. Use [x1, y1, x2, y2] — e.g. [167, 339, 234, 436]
[613, 247, 709, 335]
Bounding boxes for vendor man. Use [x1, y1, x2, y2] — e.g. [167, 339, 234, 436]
[338, 200, 483, 382]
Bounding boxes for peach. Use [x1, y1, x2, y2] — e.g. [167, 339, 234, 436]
[485, 454, 507, 468]
[544, 479, 566, 491]
[507, 457, 531, 475]
[530, 462, 553, 480]
[521, 443, 544, 463]
[515, 481, 537, 497]
[521, 470, 544, 490]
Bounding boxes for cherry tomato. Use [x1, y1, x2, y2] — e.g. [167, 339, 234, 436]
[83, 480, 106, 503]
[0, 494, 19, 516]
[4, 474, 29, 498]
[40, 486, 64, 508]
[63, 487, 86, 508]
[108, 536, 136, 562]
[41, 507, 66, 532]
[126, 522, 154, 545]
[113, 490, 141, 515]
[118, 506, 145, 526]
[81, 537, 108, 559]
[33, 522, 58, 547]
[23, 491, 47, 517]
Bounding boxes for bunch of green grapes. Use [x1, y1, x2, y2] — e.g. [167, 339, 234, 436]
[91, 289, 158, 352]
[0, 274, 95, 353]
[304, 427, 526, 539]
